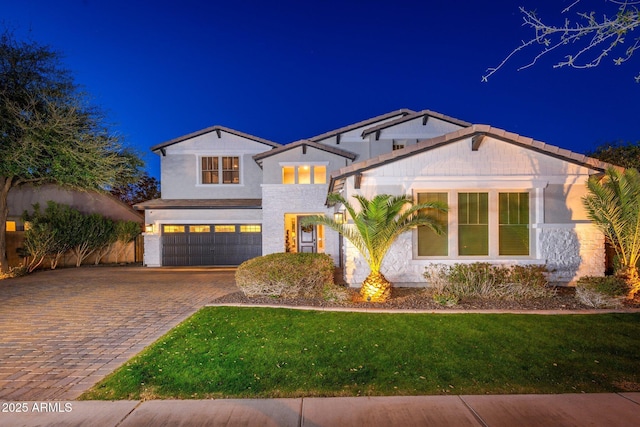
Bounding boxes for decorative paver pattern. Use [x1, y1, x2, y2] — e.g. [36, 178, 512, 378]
[0, 266, 236, 400]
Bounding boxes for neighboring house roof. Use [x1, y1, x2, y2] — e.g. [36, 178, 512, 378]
[308, 109, 415, 142]
[151, 125, 281, 155]
[360, 109, 472, 139]
[8, 184, 143, 222]
[133, 199, 262, 210]
[252, 139, 358, 166]
[328, 124, 618, 194]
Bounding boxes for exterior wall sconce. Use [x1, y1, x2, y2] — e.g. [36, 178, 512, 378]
[145, 224, 154, 233]
[333, 212, 345, 224]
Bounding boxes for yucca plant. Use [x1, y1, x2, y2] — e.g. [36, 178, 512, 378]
[303, 193, 447, 302]
[582, 167, 640, 300]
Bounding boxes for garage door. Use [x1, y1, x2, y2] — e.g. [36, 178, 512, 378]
[162, 224, 262, 266]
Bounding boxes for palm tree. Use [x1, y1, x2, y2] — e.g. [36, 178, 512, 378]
[583, 167, 640, 300]
[303, 193, 447, 302]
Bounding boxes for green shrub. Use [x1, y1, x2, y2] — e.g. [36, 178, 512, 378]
[236, 253, 335, 298]
[424, 263, 552, 300]
[432, 292, 459, 307]
[575, 276, 627, 308]
[322, 283, 350, 303]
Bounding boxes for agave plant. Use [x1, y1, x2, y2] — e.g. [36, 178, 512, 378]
[303, 193, 447, 302]
[582, 167, 640, 300]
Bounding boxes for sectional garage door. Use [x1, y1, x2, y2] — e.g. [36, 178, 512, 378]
[162, 224, 262, 266]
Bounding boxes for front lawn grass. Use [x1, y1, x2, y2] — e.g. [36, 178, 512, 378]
[81, 307, 640, 399]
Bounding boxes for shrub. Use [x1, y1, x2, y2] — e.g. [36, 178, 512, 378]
[322, 283, 350, 303]
[432, 292, 459, 307]
[575, 276, 627, 308]
[0, 265, 28, 280]
[236, 253, 335, 298]
[424, 263, 553, 300]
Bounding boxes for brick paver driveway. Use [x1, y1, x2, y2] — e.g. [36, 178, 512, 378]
[0, 266, 237, 400]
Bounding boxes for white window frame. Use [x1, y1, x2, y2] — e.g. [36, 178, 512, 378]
[279, 162, 329, 185]
[413, 189, 534, 260]
[197, 155, 243, 186]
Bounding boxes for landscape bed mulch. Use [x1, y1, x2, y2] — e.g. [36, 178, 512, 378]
[213, 286, 640, 311]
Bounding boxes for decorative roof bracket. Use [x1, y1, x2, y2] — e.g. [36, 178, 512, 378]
[472, 133, 486, 151]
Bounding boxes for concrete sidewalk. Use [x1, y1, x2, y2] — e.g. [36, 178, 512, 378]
[1, 393, 639, 426]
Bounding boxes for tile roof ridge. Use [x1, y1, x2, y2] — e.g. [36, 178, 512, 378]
[308, 109, 415, 142]
[151, 125, 281, 152]
[360, 109, 472, 137]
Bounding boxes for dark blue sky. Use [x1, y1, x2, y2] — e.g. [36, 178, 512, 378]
[4, 0, 639, 178]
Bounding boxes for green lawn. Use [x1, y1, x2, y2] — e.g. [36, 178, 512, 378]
[82, 307, 640, 399]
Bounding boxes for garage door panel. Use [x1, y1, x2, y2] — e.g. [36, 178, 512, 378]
[162, 224, 261, 266]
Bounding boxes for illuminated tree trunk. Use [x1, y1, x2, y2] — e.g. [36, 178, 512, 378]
[0, 177, 12, 273]
[360, 272, 392, 303]
[620, 266, 640, 300]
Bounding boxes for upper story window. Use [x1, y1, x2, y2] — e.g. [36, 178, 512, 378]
[281, 165, 326, 184]
[201, 156, 240, 184]
[392, 142, 405, 151]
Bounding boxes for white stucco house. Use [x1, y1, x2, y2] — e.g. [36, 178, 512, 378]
[135, 108, 613, 285]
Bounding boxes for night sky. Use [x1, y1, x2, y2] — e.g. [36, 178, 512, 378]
[4, 0, 639, 178]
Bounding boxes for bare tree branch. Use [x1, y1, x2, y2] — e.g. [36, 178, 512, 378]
[483, 0, 640, 82]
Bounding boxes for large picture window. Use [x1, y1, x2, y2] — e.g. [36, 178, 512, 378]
[416, 190, 530, 258]
[201, 156, 240, 184]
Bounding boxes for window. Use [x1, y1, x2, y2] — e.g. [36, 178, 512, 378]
[215, 225, 236, 233]
[281, 165, 327, 184]
[282, 166, 295, 184]
[499, 192, 529, 255]
[201, 156, 239, 184]
[392, 142, 405, 151]
[5, 221, 16, 232]
[189, 225, 210, 233]
[417, 193, 448, 256]
[417, 190, 531, 258]
[298, 165, 311, 184]
[201, 157, 219, 184]
[222, 156, 240, 184]
[163, 225, 185, 233]
[458, 192, 488, 256]
[240, 225, 261, 233]
[314, 165, 327, 184]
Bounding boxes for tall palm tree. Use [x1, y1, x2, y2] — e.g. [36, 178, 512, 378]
[303, 193, 447, 302]
[583, 167, 640, 299]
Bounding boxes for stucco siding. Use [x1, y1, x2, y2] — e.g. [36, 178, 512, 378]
[544, 184, 590, 222]
[160, 153, 263, 199]
[260, 147, 351, 184]
[159, 130, 271, 199]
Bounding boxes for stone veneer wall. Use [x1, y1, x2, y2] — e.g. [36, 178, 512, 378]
[539, 224, 605, 284]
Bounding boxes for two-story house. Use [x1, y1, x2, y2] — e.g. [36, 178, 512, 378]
[135, 108, 612, 286]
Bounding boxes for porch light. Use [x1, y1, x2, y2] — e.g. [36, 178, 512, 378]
[145, 224, 154, 233]
[333, 212, 345, 224]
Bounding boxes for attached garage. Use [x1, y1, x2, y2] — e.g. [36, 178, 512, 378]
[162, 224, 262, 266]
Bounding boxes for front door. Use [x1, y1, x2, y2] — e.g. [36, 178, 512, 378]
[297, 216, 317, 253]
